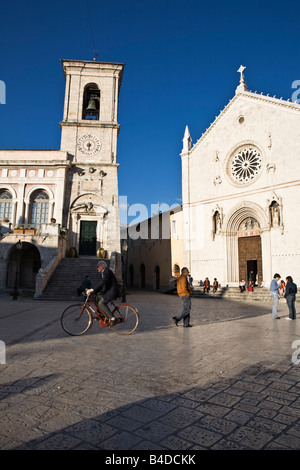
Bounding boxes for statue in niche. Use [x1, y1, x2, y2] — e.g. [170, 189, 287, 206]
[211, 207, 223, 240]
[213, 211, 222, 235]
[216, 213, 222, 233]
[269, 201, 280, 227]
[273, 206, 279, 226]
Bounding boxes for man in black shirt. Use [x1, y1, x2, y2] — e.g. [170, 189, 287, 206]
[86, 260, 120, 325]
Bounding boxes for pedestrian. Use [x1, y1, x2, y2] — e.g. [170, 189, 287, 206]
[270, 273, 281, 319]
[284, 276, 297, 320]
[77, 275, 91, 296]
[203, 277, 210, 293]
[86, 261, 120, 326]
[212, 278, 218, 293]
[248, 279, 254, 292]
[279, 280, 286, 297]
[239, 279, 246, 292]
[172, 267, 193, 327]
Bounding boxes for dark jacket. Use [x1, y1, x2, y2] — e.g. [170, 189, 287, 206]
[284, 281, 297, 298]
[94, 268, 120, 302]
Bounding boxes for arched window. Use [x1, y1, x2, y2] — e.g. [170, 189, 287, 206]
[0, 190, 12, 221]
[30, 190, 49, 225]
[82, 83, 100, 120]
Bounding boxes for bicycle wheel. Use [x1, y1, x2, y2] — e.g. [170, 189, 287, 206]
[61, 304, 92, 336]
[111, 304, 139, 335]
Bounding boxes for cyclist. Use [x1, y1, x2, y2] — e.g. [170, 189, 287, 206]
[86, 260, 120, 326]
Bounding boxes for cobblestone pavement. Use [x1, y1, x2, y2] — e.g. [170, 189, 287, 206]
[0, 290, 300, 451]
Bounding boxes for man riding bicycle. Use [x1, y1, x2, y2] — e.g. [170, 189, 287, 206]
[86, 260, 120, 326]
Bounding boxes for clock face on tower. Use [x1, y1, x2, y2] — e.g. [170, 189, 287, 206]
[77, 135, 101, 156]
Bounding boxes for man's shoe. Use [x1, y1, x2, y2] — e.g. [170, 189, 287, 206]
[172, 316, 178, 326]
[184, 324, 193, 327]
[275, 317, 281, 319]
[285, 317, 292, 320]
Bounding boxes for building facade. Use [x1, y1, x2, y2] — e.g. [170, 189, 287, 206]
[0, 59, 124, 295]
[181, 66, 300, 287]
[122, 206, 183, 291]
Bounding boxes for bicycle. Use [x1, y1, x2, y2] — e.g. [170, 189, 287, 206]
[61, 293, 139, 336]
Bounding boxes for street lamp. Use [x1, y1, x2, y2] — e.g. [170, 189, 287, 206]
[12, 239, 22, 301]
[121, 237, 128, 302]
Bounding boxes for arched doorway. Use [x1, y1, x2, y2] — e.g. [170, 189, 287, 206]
[129, 264, 134, 288]
[140, 264, 145, 288]
[154, 265, 160, 289]
[224, 203, 268, 285]
[7, 242, 41, 289]
[237, 217, 262, 286]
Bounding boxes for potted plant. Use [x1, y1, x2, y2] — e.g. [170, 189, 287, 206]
[14, 226, 24, 234]
[97, 247, 106, 259]
[67, 247, 78, 258]
[24, 226, 36, 235]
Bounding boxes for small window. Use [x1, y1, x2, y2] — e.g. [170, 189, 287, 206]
[172, 219, 177, 235]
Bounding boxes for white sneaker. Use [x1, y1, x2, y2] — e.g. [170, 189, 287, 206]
[285, 317, 292, 320]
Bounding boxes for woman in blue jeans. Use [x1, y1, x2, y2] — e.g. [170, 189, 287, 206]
[284, 276, 297, 320]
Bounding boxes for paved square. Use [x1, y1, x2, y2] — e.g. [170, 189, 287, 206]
[0, 290, 300, 450]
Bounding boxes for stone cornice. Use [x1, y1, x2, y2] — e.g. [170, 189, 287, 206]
[0, 160, 71, 168]
[59, 121, 120, 129]
[182, 179, 300, 208]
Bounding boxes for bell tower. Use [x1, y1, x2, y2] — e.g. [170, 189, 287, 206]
[59, 59, 125, 262]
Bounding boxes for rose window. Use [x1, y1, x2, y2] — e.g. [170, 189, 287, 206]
[230, 147, 262, 183]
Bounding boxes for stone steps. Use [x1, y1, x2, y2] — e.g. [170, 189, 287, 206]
[192, 286, 297, 302]
[40, 257, 110, 300]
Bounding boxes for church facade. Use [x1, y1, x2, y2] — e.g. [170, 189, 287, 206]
[181, 67, 300, 288]
[0, 59, 124, 295]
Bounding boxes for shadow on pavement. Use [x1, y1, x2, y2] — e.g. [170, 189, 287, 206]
[4, 359, 300, 450]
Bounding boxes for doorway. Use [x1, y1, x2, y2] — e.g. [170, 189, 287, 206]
[247, 260, 257, 286]
[79, 221, 97, 255]
[140, 264, 145, 288]
[154, 265, 160, 290]
[129, 265, 134, 288]
[238, 235, 262, 286]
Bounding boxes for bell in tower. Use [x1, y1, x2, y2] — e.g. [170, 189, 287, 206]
[82, 84, 100, 120]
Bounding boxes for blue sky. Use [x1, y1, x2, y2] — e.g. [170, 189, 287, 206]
[1, 0, 300, 224]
